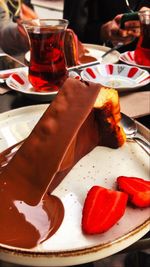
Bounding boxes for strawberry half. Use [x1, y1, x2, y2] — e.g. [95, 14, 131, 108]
[82, 186, 128, 235]
[117, 176, 150, 208]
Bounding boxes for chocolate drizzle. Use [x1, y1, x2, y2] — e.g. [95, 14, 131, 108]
[0, 78, 101, 249]
[0, 185, 64, 248]
[0, 143, 64, 249]
[79, 54, 97, 64]
[0, 78, 125, 249]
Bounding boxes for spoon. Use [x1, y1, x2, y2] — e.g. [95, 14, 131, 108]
[121, 113, 150, 155]
[125, 0, 134, 13]
[101, 37, 135, 59]
[101, 43, 124, 58]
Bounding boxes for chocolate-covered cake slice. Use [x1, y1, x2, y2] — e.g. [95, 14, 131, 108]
[1, 78, 126, 203]
[49, 84, 126, 192]
[0, 78, 126, 248]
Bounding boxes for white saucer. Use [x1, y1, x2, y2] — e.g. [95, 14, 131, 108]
[6, 68, 58, 102]
[119, 51, 150, 69]
[81, 64, 150, 92]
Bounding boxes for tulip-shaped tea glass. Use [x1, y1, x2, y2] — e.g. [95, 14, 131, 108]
[134, 10, 150, 66]
[23, 19, 68, 92]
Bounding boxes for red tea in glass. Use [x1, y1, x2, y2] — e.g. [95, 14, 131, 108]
[23, 19, 68, 92]
[134, 10, 150, 67]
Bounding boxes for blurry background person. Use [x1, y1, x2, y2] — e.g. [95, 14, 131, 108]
[0, 0, 37, 55]
[63, 0, 150, 51]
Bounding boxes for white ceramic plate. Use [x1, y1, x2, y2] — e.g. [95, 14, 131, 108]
[0, 105, 149, 266]
[6, 68, 57, 102]
[119, 51, 150, 69]
[81, 64, 150, 92]
[24, 44, 120, 66]
[84, 44, 120, 64]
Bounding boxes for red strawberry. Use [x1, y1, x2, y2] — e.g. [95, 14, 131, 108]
[82, 186, 128, 234]
[117, 176, 150, 208]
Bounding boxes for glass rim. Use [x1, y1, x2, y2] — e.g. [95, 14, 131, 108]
[22, 18, 69, 27]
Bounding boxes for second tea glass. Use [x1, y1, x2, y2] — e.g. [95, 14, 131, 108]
[23, 19, 68, 92]
[134, 10, 150, 66]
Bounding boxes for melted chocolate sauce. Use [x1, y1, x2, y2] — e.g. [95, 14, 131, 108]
[79, 55, 96, 64]
[0, 78, 124, 250]
[0, 141, 23, 173]
[0, 144, 64, 249]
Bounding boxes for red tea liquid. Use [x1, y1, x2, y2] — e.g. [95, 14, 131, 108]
[134, 24, 150, 66]
[28, 27, 68, 92]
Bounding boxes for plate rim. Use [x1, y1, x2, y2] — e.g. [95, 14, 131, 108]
[0, 219, 149, 266]
[80, 63, 150, 92]
[119, 51, 150, 69]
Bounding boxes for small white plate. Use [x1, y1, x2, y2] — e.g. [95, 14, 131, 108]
[6, 68, 58, 102]
[84, 44, 120, 64]
[24, 44, 120, 66]
[81, 64, 150, 92]
[0, 105, 149, 266]
[119, 51, 150, 69]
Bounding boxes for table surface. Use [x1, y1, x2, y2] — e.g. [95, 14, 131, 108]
[32, 0, 64, 11]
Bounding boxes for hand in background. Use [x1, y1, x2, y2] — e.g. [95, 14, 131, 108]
[100, 13, 139, 46]
[100, 6, 149, 46]
[117, 7, 150, 42]
[19, 3, 38, 20]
